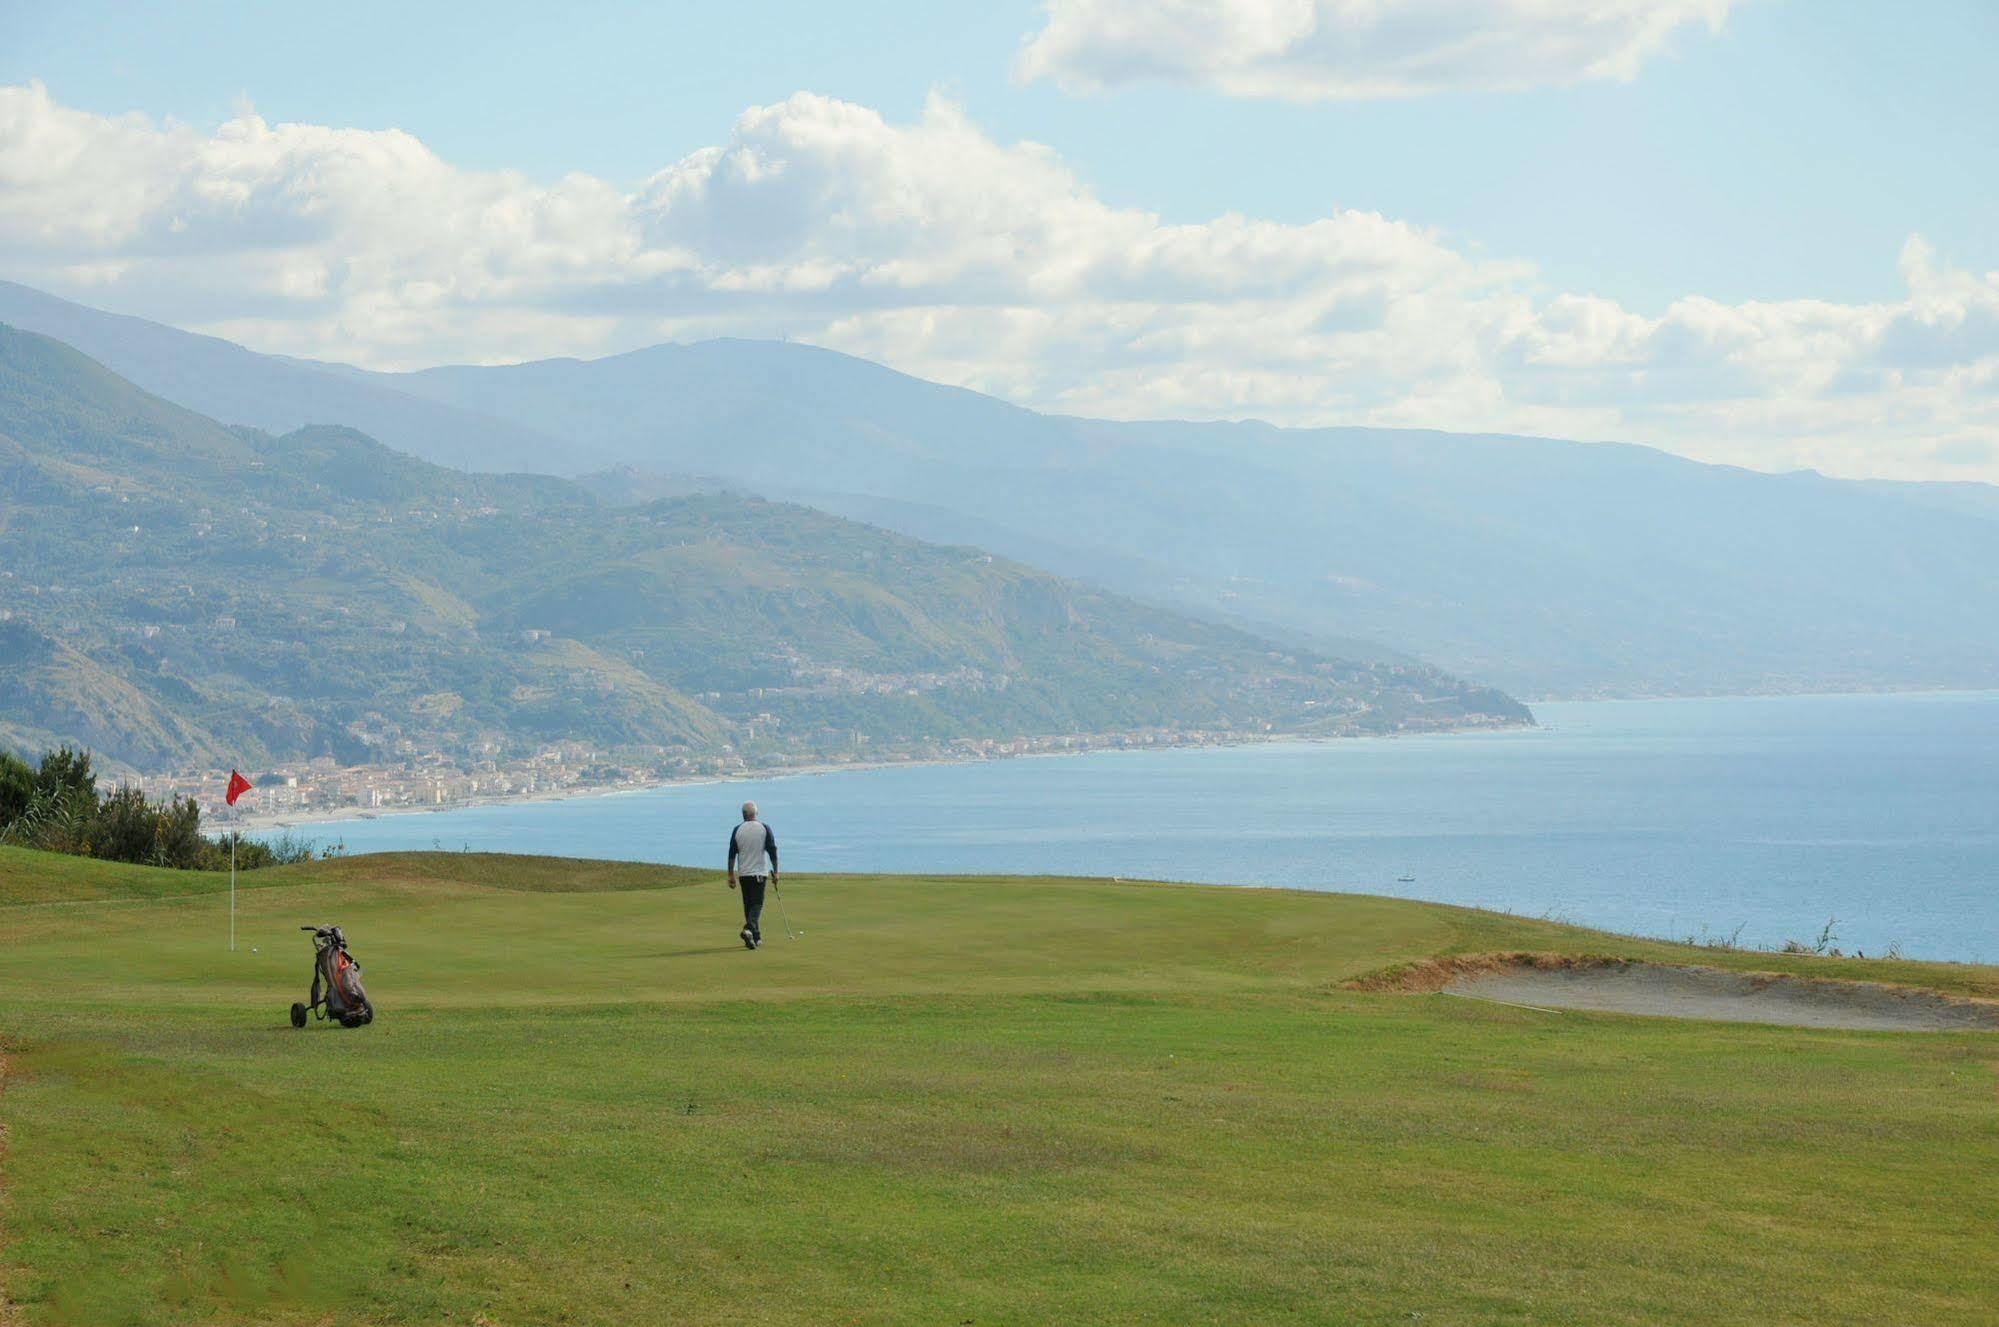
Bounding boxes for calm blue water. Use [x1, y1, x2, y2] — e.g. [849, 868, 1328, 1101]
[301, 693, 1999, 962]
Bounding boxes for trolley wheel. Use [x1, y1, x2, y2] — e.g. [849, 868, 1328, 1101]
[290, 1002, 308, 1028]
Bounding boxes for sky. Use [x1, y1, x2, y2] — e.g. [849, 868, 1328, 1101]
[1, 0, 1995, 483]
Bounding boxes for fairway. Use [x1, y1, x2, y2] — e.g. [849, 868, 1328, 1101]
[2, 847, 1996, 1326]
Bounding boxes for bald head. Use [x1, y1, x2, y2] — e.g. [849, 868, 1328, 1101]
[742, 801, 759, 821]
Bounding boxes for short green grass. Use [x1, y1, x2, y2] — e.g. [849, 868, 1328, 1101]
[2, 845, 1995, 1326]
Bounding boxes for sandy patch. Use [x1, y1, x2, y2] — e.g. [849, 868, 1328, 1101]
[1442, 959, 1999, 1032]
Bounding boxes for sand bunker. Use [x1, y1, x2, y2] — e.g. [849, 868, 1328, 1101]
[1444, 960, 1999, 1032]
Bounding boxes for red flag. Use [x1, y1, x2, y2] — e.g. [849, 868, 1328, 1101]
[226, 770, 252, 806]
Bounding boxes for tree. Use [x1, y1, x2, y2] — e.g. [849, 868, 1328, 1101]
[36, 746, 96, 803]
[91, 785, 158, 865]
[0, 749, 33, 825]
[156, 794, 204, 868]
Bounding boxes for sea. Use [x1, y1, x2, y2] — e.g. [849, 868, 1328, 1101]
[299, 692, 1999, 963]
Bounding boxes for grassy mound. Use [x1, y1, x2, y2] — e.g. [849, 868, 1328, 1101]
[3, 846, 1996, 1325]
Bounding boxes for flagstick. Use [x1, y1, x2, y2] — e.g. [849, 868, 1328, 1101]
[230, 830, 237, 953]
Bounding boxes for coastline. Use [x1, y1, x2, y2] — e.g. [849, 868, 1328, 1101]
[228, 717, 1536, 834]
[228, 751, 984, 832]
[228, 735, 1292, 833]
[217, 687, 1999, 837]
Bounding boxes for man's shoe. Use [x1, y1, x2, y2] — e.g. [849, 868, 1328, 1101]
[740, 926, 756, 950]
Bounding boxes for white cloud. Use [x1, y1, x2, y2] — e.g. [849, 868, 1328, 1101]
[1016, 0, 1739, 99]
[1, 79, 1995, 484]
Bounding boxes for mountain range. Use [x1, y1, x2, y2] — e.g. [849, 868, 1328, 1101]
[6, 278, 1995, 699]
[0, 322, 1524, 772]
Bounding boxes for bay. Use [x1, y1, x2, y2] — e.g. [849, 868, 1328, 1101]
[300, 692, 1999, 962]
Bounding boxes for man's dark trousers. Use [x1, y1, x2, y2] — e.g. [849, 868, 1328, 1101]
[739, 875, 767, 937]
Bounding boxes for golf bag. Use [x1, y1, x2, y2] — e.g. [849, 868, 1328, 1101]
[289, 924, 374, 1028]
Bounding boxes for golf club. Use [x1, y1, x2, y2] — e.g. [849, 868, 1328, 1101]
[771, 875, 800, 939]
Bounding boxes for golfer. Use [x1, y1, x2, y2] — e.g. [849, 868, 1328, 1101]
[726, 801, 778, 949]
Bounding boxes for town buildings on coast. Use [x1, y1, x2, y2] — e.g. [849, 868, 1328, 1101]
[137, 726, 1259, 825]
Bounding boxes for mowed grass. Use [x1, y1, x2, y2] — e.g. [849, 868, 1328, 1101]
[2, 847, 1996, 1326]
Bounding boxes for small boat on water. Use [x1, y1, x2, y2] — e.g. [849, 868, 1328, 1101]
[1396, 875, 1416, 883]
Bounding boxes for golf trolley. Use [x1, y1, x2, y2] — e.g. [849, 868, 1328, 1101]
[289, 924, 374, 1028]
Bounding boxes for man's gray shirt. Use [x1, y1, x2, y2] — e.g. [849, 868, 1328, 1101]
[729, 821, 777, 878]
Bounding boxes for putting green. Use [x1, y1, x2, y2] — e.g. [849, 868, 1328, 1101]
[3, 847, 1996, 1325]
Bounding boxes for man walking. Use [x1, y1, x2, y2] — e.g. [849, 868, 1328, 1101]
[727, 801, 778, 949]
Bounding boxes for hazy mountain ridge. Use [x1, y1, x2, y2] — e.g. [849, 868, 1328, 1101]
[0, 279, 595, 474]
[573, 467, 1422, 668]
[0, 324, 1526, 771]
[379, 342, 1999, 698]
[7, 280, 1996, 698]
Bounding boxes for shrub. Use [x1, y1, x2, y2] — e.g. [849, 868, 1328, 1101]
[0, 783, 96, 855]
[0, 747, 305, 873]
[201, 829, 319, 871]
[90, 785, 160, 864]
[0, 749, 34, 824]
[259, 830, 321, 865]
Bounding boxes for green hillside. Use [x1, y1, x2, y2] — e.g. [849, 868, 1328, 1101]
[2, 846, 1994, 1325]
[0, 323, 1528, 771]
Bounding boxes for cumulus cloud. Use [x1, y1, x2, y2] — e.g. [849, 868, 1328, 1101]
[1015, 0, 1739, 98]
[0, 79, 1994, 483]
